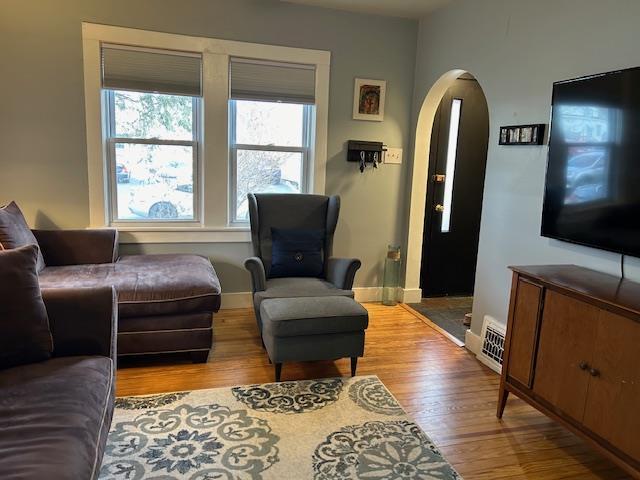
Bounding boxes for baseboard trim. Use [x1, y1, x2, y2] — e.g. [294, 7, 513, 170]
[220, 292, 253, 309]
[464, 329, 482, 355]
[220, 286, 420, 309]
[353, 287, 382, 302]
[399, 288, 422, 304]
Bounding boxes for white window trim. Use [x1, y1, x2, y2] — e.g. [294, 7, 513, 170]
[82, 22, 330, 243]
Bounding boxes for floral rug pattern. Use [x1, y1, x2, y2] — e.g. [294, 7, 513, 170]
[348, 377, 404, 416]
[231, 378, 344, 414]
[100, 376, 460, 479]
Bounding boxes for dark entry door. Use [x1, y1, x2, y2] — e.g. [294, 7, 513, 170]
[420, 78, 489, 297]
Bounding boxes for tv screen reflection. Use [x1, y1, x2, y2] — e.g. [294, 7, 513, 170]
[556, 105, 615, 205]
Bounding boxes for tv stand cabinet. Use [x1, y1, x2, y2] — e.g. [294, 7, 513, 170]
[499, 265, 640, 478]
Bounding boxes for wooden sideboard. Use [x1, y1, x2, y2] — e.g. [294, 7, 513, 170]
[498, 265, 640, 478]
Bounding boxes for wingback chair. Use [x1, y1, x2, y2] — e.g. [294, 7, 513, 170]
[244, 193, 361, 331]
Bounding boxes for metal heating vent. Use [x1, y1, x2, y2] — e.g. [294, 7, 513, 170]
[478, 316, 506, 373]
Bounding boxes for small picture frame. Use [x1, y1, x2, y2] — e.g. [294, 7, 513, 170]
[353, 78, 386, 122]
[499, 124, 546, 145]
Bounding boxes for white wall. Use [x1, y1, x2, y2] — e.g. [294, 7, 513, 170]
[413, 0, 640, 334]
[0, 0, 417, 293]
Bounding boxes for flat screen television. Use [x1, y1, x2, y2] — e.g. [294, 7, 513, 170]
[541, 66, 640, 257]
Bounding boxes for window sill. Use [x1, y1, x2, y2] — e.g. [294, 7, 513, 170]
[114, 226, 251, 244]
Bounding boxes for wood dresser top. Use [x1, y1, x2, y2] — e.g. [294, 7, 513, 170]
[510, 264, 640, 319]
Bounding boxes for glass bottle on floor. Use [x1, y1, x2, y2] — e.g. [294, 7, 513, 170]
[382, 245, 401, 306]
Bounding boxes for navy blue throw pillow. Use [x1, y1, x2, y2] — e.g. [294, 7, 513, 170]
[269, 228, 325, 278]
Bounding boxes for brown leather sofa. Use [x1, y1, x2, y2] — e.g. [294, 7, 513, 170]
[0, 286, 116, 479]
[34, 229, 221, 362]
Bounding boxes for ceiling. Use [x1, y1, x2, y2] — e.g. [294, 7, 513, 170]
[281, 0, 452, 19]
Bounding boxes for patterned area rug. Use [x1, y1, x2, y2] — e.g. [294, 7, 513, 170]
[100, 375, 461, 479]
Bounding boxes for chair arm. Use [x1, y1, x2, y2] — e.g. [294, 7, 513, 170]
[244, 256, 267, 292]
[32, 228, 119, 266]
[42, 286, 117, 360]
[326, 257, 361, 290]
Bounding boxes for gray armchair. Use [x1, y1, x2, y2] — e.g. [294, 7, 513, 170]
[244, 193, 361, 331]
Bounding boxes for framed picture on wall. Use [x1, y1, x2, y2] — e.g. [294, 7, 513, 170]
[499, 124, 546, 145]
[353, 78, 386, 121]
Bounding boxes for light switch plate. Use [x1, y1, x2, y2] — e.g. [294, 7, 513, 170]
[384, 147, 403, 164]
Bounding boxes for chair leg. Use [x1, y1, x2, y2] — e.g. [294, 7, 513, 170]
[274, 363, 283, 382]
[350, 357, 358, 377]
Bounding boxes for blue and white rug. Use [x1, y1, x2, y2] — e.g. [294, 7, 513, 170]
[100, 375, 461, 479]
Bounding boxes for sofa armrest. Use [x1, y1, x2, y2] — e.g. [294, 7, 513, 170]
[42, 286, 117, 360]
[326, 257, 361, 290]
[244, 256, 267, 292]
[32, 228, 119, 266]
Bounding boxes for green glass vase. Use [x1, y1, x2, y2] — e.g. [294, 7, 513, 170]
[382, 245, 401, 306]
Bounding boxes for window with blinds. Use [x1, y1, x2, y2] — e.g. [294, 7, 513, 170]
[101, 45, 202, 223]
[228, 58, 316, 222]
[101, 45, 202, 96]
[229, 58, 316, 104]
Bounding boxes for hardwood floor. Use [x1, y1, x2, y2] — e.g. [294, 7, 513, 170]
[116, 303, 630, 479]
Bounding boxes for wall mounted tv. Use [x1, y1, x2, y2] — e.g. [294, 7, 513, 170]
[541, 66, 640, 257]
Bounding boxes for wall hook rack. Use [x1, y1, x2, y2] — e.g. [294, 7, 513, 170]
[347, 140, 387, 173]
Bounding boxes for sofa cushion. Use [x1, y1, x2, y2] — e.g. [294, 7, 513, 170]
[38, 254, 221, 317]
[0, 201, 45, 271]
[0, 245, 53, 369]
[253, 277, 354, 313]
[261, 296, 369, 337]
[0, 356, 114, 480]
[269, 228, 325, 278]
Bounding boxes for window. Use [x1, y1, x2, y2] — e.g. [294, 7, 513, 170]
[441, 98, 462, 233]
[230, 100, 312, 222]
[228, 58, 316, 223]
[83, 24, 330, 241]
[101, 45, 202, 224]
[106, 90, 199, 222]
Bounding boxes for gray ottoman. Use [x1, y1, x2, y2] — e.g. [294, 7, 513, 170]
[260, 296, 369, 381]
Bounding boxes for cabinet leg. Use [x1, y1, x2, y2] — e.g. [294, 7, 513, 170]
[274, 363, 282, 382]
[497, 386, 509, 418]
[350, 357, 358, 377]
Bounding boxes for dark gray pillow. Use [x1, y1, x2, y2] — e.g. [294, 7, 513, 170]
[0, 244, 53, 369]
[269, 228, 325, 278]
[0, 201, 45, 272]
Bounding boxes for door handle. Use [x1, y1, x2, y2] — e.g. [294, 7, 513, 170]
[578, 361, 589, 371]
[434, 204, 445, 213]
[589, 368, 600, 377]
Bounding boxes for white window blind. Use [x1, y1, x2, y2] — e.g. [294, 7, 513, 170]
[101, 45, 202, 96]
[230, 58, 316, 104]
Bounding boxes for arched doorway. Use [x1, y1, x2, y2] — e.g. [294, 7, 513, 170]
[404, 70, 490, 341]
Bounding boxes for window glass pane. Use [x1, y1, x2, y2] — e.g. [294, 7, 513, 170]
[441, 98, 462, 233]
[114, 143, 194, 220]
[235, 100, 304, 146]
[113, 90, 193, 140]
[235, 150, 302, 221]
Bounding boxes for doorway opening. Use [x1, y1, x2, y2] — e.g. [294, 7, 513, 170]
[407, 72, 489, 344]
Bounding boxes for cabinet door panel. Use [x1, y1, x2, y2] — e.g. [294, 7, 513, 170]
[583, 310, 640, 460]
[507, 279, 542, 387]
[533, 290, 598, 422]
